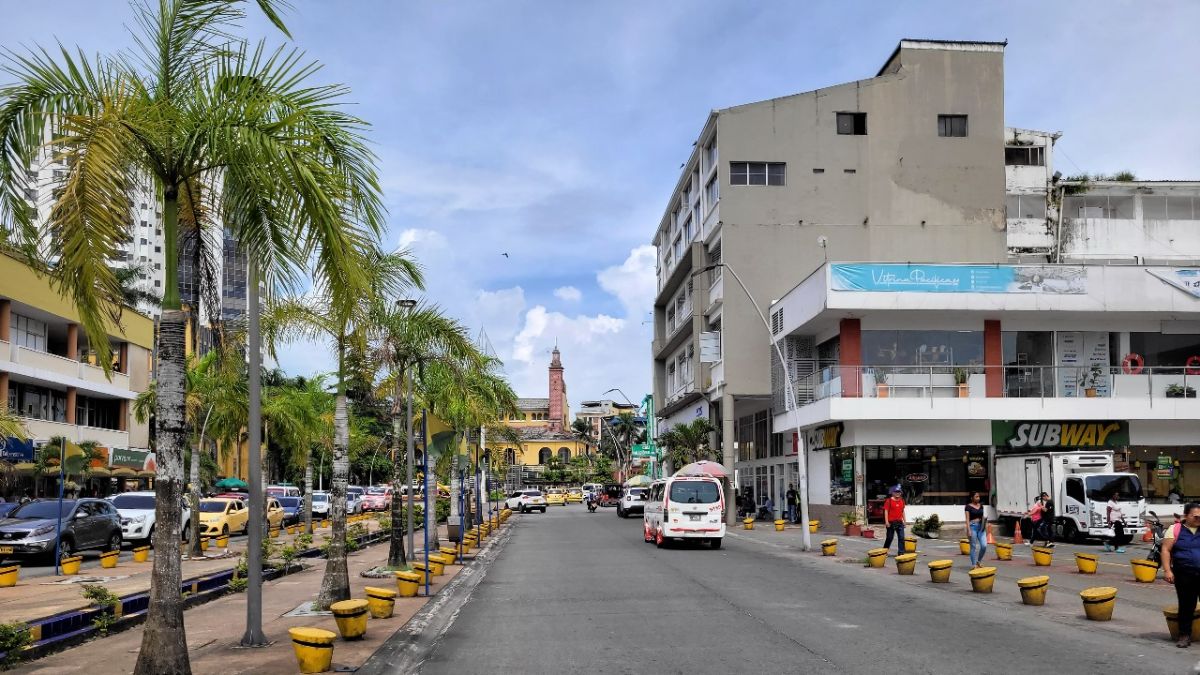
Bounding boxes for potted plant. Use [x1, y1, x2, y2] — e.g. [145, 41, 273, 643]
[1166, 384, 1198, 398]
[914, 514, 941, 539]
[953, 368, 969, 397]
[839, 510, 861, 537]
[1078, 364, 1104, 398]
[874, 369, 889, 398]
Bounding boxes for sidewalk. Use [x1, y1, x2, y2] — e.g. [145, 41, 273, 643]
[730, 523, 1183, 643]
[12, 522, 491, 674]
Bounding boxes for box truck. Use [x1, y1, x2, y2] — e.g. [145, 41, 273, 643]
[994, 451, 1144, 542]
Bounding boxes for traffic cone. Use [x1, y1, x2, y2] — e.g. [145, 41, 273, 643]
[1142, 529, 1153, 543]
[987, 522, 996, 545]
[1011, 521, 1023, 545]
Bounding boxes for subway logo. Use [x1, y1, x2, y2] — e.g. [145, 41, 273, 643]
[992, 420, 1128, 449]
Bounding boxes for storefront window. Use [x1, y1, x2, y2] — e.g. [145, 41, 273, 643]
[864, 446, 988, 506]
[1128, 333, 1200, 367]
[829, 448, 856, 506]
[861, 331, 983, 368]
[1002, 331, 1054, 397]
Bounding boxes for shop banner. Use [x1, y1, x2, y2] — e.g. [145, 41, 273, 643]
[111, 447, 157, 471]
[830, 263, 1087, 294]
[992, 420, 1128, 449]
[804, 422, 844, 452]
[841, 458, 854, 483]
[1148, 268, 1200, 298]
[0, 437, 34, 462]
[1156, 455, 1175, 479]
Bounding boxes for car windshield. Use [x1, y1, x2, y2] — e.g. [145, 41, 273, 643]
[112, 495, 156, 510]
[669, 481, 720, 504]
[312, 494, 329, 502]
[523, 491, 543, 497]
[348, 488, 364, 495]
[279, 497, 301, 508]
[1085, 475, 1144, 502]
[199, 501, 229, 513]
[11, 500, 76, 519]
[367, 487, 387, 495]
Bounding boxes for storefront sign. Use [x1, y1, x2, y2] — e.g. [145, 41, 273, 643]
[1156, 455, 1175, 479]
[830, 263, 1087, 294]
[905, 473, 929, 483]
[0, 437, 34, 462]
[805, 423, 844, 452]
[111, 447, 157, 471]
[992, 421, 1129, 449]
[841, 458, 854, 483]
[1148, 268, 1200, 298]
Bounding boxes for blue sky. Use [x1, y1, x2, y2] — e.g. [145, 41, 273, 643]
[4, 0, 1200, 405]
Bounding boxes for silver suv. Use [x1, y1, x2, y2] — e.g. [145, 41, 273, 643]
[617, 487, 648, 518]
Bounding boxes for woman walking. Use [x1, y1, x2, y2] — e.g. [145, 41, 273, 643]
[965, 492, 987, 568]
[1162, 503, 1200, 647]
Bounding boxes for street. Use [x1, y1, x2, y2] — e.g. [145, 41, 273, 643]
[415, 505, 1197, 675]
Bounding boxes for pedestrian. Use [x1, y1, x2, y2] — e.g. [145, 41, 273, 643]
[1104, 494, 1131, 553]
[882, 487, 906, 556]
[1171, 487, 1184, 504]
[786, 484, 798, 523]
[1035, 491, 1055, 547]
[1162, 503, 1200, 648]
[1026, 495, 1044, 546]
[964, 491, 987, 568]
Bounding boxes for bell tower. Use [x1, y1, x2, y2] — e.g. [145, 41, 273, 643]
[548, 346, 564, 432]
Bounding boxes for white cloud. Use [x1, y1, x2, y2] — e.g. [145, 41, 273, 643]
[597, 245, 656, 316]
[553, 286, 582, 302]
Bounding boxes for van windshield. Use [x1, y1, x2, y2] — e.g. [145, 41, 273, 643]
[670, 481, 720, 504]
[1085, 475, 1144, 502]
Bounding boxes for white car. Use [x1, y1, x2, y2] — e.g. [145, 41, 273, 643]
[617, 487, 648, 518]
[346, 486, 365, 514]
[311, 491, 330, 516]
[505, 490, 547, 513]
[111, 491, 192, 546]
[643, 475, 725, 549]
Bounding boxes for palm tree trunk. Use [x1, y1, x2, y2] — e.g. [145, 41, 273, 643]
[303, 448, 313, 535]
[386, 386, 407, 568]
[449, 432, 460, 529]
[316, 346, 351, 610]
[190, 406, 211, 558]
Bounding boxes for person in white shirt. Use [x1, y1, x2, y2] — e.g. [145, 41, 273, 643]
[1105, 496, 1131, 553]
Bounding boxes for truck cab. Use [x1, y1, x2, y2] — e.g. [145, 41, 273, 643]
[1060, 472, 1145, 542]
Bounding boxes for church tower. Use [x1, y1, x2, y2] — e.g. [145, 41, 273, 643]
[548, 346, 564, 432]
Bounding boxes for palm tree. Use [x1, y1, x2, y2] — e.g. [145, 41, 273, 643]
[0, 411, 26, 443]
[265, 248, 422, 609]
[0, 1, 387, 668]
[658, 418, 717, 473]
[263, 375, 331, 533]
[571, 418, 594, 456]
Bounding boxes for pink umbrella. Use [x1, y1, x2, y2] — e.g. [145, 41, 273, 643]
[674, 461, 728, 479]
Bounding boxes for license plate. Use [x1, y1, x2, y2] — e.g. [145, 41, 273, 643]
[0, 546, 12, 554]
[689, 515, 701, 522]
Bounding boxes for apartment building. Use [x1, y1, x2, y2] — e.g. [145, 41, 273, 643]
[651, 39, 1012, 515]
[574, 399, 638, 446]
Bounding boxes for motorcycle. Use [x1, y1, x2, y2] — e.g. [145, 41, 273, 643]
[1147, 510, 1167, 564]
[586, 496, 598, 513]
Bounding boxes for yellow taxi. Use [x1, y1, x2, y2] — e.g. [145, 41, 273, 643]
[545, 488, 567, 506]
[565, 488, 584, 504]
[266, 498, 286, 529]
[198, 498, 249, 536]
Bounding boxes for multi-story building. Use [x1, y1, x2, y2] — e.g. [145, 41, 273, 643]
[574, 399, 638, 447]
[651, 39, 1012, 514]
[0, 250, 156, 496]
[491, 348, 587, 482]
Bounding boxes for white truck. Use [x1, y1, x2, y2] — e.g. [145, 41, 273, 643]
[994, 451, 1145, 542]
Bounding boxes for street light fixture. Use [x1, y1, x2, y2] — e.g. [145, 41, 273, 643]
[395, 298, 418, 566]
[690, 262, 811, 551]
[602, 388, 635, 406]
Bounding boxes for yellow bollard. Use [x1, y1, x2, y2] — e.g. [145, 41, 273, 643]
[809, 520, 820, 534]
[200, 536, 210, 552]
[438, 546, 461, 563]
[428, 552, 455, 569]
[969, 566, 996, 593]
[743, 517, 755, 531]
[365, 586, 398, 619]
[330, 599, 369, 640]
[413, 559, 443, 577]
[60, 556, 82, 576]
[289, 627, 336, 674]
[866, 547, 888, 568]
[0, 565, 18, 588]
[132, 546, 150, 563]
[395, 570, 421, 598]
[1164, 606, 1200, 641]
[959, 539, 971, 556]
[928, 559, 953, 583]
[287, 525, 297, 535]
[994, 542, 1013, 561]
[1131, 558, 1159, 583]
[269, 528, 280, 539]
[216, 534, 230, 548]
[1075, 553, 1098, 574]
[99, 551, 119, 569]
[895, 553, 917, 575]
[774, 519, 786, 532]
[1018, 575, 1050, 605]
[820, 538, 837, 556]
[1032, 546, 1053, 566]
[904, 537, 917, 554]
[1081, 587, 1117, 621]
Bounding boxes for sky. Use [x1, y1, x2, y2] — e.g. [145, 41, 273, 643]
[4, 0, 1200, 407]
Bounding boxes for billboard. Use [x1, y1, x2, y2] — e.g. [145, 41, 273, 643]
[831, 264, 1087, 295]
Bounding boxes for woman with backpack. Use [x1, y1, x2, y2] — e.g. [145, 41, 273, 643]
[1162, 503, 1200, 648]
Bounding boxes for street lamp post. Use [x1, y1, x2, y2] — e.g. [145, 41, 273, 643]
[395, 299, 418, 567]
[692, 263, 812, 551]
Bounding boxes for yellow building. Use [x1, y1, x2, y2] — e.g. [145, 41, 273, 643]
[490, 347, 587, 468]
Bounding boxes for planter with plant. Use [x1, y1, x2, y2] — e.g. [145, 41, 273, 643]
[80, 584, 121, 636]
[912, 514, 942, 539]
[839, 510, 862, 537]
[954, 368, 969, 397]
[874, 369, 890, 398]
[1166, 384, 1197, 399]
[1078, 364, 1105, 398]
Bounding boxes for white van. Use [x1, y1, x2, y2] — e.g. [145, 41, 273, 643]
[643, 475, 725, 549]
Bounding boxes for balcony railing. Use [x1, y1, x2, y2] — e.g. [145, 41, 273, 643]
[5, 345, 131, 391]
[792, 365, 1200, 406]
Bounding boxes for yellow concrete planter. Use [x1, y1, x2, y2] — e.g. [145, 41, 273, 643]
[365, 586, 398, 619]
[959, 539, 971, 556]
[969, 566, 997, 593]
[216, 534, 230, 548]
[994, 542, 1013, 561]
[287, 526, 297, 535]
[99, 550, 119, 569]
[867, 547, 888, 568]
[904, 537, 917, 554]
[774, 519, 786, 532]
[928, 559, 953, 583]
[269, 528, 280, 539]
[1032, 546, 1054, 566]
[1164, 606, 1200, 640]
[1018, 575, 1050, 606]
[200, 536, 210, 551]
[895, 553, 917, 575]
[132, 546, 150, 563]
[1131, 558, 1159, 583]
[1075, 553, 1098, 574]
[428, 553, 455, 568]
[394, 570, 422, 597]
[1080, 587, 1117, 621]
[330, 599, 369, 640]
[743, 518, 754, 530]
[60, 556, 82, 576]
[0, 565, 19, 588]
[821, 539, 838, 556]
[438, 546, 461, 562]
[322, 520, 330, 529]
[491, 516, 500, 528]
[809, 520, 820, 534]
[289, 627, 336, 674]
[413, 559, 443, 577]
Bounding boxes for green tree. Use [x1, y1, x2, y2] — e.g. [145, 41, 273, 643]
[658, 418, 717, 472]
[262, 374, 331, 533]
[571, 418, 594, 455]
[0, 410, 25, 441]
[0, 1, 387, 668]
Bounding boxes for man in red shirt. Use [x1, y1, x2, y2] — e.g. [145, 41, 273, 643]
[882, 487, 907, 556]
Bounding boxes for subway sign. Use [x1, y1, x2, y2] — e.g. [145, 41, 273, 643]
[992, 421, 1128, 449]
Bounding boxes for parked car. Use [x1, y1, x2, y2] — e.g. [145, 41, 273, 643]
[545, 488, 567, 506]
[617, 487, 649, 518]
[0, 498, 122, 562]
[0, 504, 17, 519]
[198, 498, 249, 536]
[111, 491, 192, 546]
[213, 492, 248, 501]
[277, 496, 303, 525]
[266, 498, 286, 530]
[362, 486, 393, 512]
[643, 475, 725, 548]
[311, 491, 330, 516]
[266, 485, 301, 499]
[347, 486, 365, 514]
[566, 488, 584, 504]
[505, 490, 547, 513]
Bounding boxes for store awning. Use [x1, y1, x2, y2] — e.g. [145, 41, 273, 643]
[111, 468, 137, 478]
[88, 468, 112, 478]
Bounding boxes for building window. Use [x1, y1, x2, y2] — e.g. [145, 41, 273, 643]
[862, 330, 984, 367]
[558, 447, 570, 463]
[1005, 193, 1047, 220]
[707, 241, 722, 285]
[1005, 146, 1044, 166]
[705, 139, 717, 172]
[730, 162, 785, 186]
[836, 112, 867, 135]
[11, 313, 48, 352]
[705, 176, 719, 209]
[938, 115, 968, 137]
[505, 448, 516, 465]
[538, 447, 552, 464]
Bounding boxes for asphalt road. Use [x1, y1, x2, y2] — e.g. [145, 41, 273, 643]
[414, 504, 1199, 675]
